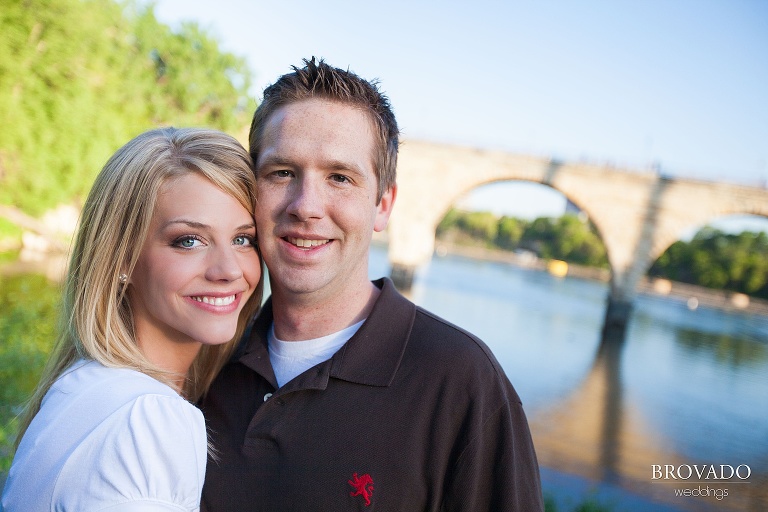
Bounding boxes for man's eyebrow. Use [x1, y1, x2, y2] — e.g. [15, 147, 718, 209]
[257, 155, 294, 167]
[326, 159, 364, 174]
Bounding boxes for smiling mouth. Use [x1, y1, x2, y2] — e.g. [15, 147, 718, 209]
[286, 237, 330, 249]
[191, 295, 236, 306]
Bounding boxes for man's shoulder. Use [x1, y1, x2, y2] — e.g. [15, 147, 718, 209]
[411, 306, 492, 356]
[406, 307, 520, 403]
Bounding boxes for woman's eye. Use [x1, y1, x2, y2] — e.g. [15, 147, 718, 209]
[173, 236, 203, 249]
[233, 235, 255, 247]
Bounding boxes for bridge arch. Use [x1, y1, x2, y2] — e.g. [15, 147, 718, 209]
[387, 140, 768, 335]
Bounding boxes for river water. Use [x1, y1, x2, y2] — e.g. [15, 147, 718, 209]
[368, 245, 768, 512]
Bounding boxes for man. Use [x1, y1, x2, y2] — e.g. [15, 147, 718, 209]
[200, 58, 544, 511]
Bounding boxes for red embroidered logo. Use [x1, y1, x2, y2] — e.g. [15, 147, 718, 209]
[348, 472, 374, 506]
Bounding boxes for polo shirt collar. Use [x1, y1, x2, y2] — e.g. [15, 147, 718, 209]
[238, 278, 416, 389]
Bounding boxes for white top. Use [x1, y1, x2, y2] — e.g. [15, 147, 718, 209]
[1, 360, 207, 511]
[268, 320, 364, 388]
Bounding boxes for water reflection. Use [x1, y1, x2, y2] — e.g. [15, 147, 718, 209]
[675, 328, 767, 367]
[532, 306, 768, 511]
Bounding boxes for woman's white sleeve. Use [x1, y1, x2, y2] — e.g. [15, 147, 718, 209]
[53, 394, 208, 511]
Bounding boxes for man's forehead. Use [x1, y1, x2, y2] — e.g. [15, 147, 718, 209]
[266, 99, 372, 130]
[258, 100, 376, 164]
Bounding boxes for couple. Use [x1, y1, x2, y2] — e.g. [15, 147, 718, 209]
[1, 59, 544, 511]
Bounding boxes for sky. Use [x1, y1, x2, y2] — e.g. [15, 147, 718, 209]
[152, 0, 768, 230]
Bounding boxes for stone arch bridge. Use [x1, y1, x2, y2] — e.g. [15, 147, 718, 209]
[386, 140, 768, 334]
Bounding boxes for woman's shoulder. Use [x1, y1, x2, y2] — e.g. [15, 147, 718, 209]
[5, 362, 206, 511]
[53, 359, 180, 398]
[27, 359, 205, 463]
[50, 392, 207, 509]
[55, 359, 205, 446]
[30, 359, 194, 440]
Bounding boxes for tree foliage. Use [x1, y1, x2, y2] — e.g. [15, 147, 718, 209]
[650, 228, 768, 299]
[0, 273, 61, 472]
[437, 208, 609, 268]
[519, 215, 608, 267]
[0, 0, 255, 215]
[439, 207, 768, 298]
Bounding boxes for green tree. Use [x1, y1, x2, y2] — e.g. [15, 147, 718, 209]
[520, 217, 558, 258]
[0, 274, 61, 472]
[436, 207, 461, 236]
[0, 0, 255, 216]
[459, 211, 499, 243]
[551, 214, 607, 267]
[518, 214, 607, 266]
[496, 215, 526, 250]
[435, 209, 609, 267]
[650, 228, 768, 299]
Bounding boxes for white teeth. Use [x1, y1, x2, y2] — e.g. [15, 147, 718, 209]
[287, 237, 330, 248]
[192, 295, 235, 306]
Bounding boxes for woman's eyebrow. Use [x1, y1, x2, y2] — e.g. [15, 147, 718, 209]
[162, 219, 209, 229]
[162, 220, 256, 232]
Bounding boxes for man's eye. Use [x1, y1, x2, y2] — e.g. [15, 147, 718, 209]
[330, 174, 350, 183]
[275, 170, 292, 178]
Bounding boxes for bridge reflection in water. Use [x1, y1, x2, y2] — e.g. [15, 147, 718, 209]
[529, 327, 768, 512]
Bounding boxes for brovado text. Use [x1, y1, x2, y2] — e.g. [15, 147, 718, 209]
[652, 464, 751, 480]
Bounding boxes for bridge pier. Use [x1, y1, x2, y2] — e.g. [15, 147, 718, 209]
[601, 296, 633, 342]
[390, 263, 417, 292]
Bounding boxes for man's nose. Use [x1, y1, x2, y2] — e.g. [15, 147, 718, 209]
[285, 176, 324, 221]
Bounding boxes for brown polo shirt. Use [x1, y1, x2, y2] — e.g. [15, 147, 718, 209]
[200, 278, 543, 511]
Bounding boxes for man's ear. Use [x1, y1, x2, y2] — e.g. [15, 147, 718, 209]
[374, 184, 397, 232]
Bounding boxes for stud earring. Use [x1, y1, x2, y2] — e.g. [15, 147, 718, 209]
[119, 273, 128, 283]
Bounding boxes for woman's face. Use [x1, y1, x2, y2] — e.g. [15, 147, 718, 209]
[127, 173, 261, 369]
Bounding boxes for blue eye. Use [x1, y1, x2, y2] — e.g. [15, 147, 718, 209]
[173, 236, 203, 249]
[233, 235, 255, 247]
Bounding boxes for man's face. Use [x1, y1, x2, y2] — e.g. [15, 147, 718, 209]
[254, 99, 395, 303]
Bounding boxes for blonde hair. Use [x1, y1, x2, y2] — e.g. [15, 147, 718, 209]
[15, 127, 263, 446]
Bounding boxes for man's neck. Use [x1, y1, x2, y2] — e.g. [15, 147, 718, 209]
[270, 280, 380, 341]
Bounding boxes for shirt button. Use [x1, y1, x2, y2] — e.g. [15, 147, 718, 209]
[263, 393, 273, 402]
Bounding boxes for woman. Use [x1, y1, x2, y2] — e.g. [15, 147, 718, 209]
[1, 127, 263, 510]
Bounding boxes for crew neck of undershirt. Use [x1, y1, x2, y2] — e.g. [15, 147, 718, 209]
[268, 320, 365, 388]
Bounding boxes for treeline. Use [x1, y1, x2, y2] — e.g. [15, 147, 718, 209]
[0, 0, 255, 217]
[649, 227, 768, 300]
[437, 208, 609, 268]
[437, 208, 768, 299]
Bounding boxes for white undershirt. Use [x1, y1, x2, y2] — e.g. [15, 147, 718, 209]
[268, 320, 365, 388]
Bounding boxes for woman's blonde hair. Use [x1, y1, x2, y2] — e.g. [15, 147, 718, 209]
[15, 127, 263, 446]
